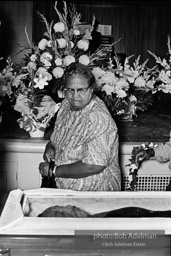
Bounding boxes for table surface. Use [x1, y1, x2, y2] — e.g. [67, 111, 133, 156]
[0, 102, 171, 143]
[117, 103, 171, 143]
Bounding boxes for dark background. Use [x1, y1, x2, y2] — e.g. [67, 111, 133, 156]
[0, 1, 171, 67]
[32, 0, 171, 67]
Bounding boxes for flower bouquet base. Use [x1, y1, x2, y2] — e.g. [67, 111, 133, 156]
[28, 122, 47, 138]
[17, 115, 48, 138]
[118, 114, 134, 122]
[118, 103, 137, 121]
[29, 127, 46, 138]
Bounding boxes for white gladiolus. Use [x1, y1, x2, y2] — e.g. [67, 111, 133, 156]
[57, 38, 67, 48]
[63, 55, 75, 66]
[77, 39, 89, 51]
[73, 29, 80, 36]
[55, 58, 63, 66]
[38, 38, 48, 50]
[134, 76, 146, 88]
[53, 22, 65, 33]
[115, 78, 129, 91]
[126, 75, 135, 84]
[92, 67, 106, 78]
[52, 67, 64, 78]
[115, 89, 127, 98]
[30, 54, 37, 62]
[101, 72, 117, 86]
[146, 78, 155, 89]
[78, 55, 90, 66]
[101, 84, 115, 95]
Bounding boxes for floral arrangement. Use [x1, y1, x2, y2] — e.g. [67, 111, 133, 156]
[10, 0, 171, 133]
[0, 57, 16, 121]
[16, 1, 106, 90]
[92, 54, 157, 120]
[29, 1, 92, 81]
[126, 142, 158, 191]
[148, 35, 171, 102]
[10, 2, 89, 133]
[11, 59, 61, 134]
[11, 1, 113, 134]
[92, 58, 130, 117]
[0, 57, 14, 100]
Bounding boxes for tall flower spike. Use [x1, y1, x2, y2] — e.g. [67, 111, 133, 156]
[167, 35, 171, 55]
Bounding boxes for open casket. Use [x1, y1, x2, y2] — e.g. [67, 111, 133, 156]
[0, 188, 171, 255]
[0, 188, 171, 234]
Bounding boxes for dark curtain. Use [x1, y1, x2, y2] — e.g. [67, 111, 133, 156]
[75, 3, 144, 61]
[33, 1, 75, 44]
[0, 2, 15, 69]
[33, 1, 171, 67]
[33, 1, 55, 44]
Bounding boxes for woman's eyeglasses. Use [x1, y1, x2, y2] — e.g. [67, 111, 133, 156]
[64, 86, 90, 96]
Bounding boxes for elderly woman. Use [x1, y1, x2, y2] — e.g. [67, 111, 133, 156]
[39, 62, 121, 191]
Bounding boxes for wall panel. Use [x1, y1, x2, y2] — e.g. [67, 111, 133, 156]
[0, 1, 33, 66]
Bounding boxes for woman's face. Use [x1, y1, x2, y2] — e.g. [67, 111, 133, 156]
[65, 74, 93, 111]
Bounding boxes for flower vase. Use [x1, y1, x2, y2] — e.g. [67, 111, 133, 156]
[119, 96, 137, 121]
[29, 123, 47, 138]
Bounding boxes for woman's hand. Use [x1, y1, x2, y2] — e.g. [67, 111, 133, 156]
[134, 148, 155, 167]
[43, 141, 55, 162]
[39, 162, 50, 177]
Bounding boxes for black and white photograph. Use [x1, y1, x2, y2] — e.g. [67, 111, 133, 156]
[0, 1, 171, 255]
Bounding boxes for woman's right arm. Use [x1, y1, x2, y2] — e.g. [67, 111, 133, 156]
[43, 140, 55, 162]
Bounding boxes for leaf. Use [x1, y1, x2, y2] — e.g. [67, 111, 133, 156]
[167, 35, 171, 55]
[139, 58, 149, 73]
[147, 50, 163, 64]
[37, 11, 54, 40]
[54, 1, 67, 25]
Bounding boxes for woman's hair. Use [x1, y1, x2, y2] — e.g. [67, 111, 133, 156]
[63, 62, 95, 88]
